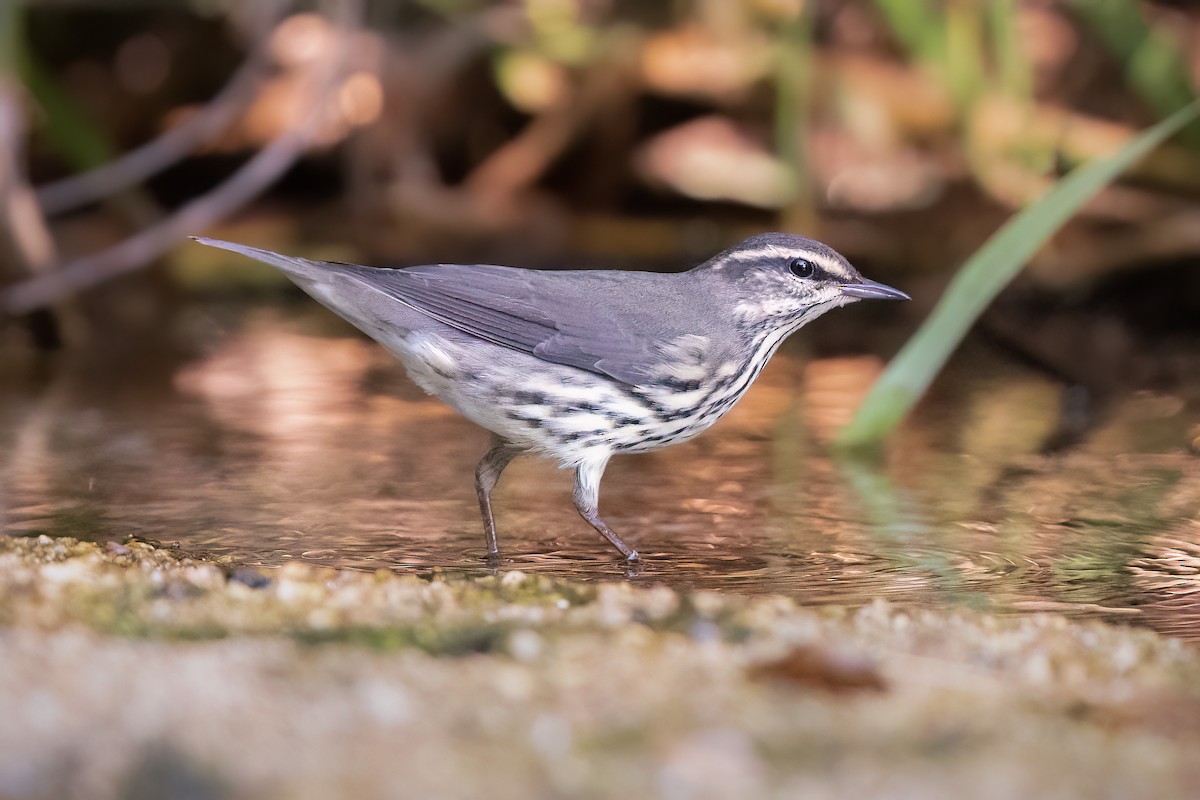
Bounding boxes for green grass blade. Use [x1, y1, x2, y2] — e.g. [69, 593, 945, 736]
[988, 0, 1030, 102]
[871, 0, 944, 67]
[834, 101, 1200, 453]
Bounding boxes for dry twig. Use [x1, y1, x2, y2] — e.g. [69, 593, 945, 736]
[34, 0, 289, 216]
[1, 0, 360, 317]
[0, 76, 61, 345]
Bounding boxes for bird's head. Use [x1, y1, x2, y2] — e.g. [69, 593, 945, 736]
[697, 233, 908, 330]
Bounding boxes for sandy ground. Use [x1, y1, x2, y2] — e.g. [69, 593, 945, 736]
[1, 534, 1199, 800]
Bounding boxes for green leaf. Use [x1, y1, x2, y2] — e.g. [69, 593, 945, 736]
[834, 101, 1200, 453]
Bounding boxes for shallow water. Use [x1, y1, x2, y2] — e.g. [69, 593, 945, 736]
[2, 304, 1198, 639]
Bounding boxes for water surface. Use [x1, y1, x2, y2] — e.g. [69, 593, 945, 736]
[2, 304, 1198, 640]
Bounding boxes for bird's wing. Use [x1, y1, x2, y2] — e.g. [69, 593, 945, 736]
[345, 263, 697, 386]
[190, 237, 713, 386]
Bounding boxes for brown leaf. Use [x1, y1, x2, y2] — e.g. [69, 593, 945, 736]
[750, 645, 887, 694]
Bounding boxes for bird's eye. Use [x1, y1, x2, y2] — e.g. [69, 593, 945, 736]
[789, 258, 816, 279]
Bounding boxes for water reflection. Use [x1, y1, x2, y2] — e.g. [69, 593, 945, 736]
[2, 304, 1198, 640]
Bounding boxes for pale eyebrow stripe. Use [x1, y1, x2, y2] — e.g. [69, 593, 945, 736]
[719, 246, 786, 263]
[719, 247, 850, 278]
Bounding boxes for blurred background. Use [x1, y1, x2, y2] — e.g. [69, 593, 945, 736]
[1, 1, 1199, 632]
[3, 1, 1200, 327]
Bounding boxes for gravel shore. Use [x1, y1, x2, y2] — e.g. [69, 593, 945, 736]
[2, 535, 1198, 799]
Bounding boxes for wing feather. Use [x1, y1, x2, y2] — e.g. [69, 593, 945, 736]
[190, 238, 718, 386]
[343, 263, 700, 385]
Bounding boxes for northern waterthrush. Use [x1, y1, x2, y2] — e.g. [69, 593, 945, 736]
[194, 233, 908, 561]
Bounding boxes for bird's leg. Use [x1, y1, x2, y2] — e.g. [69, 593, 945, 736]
[475, 437, 521, 559]
[572, 458, 639, 561]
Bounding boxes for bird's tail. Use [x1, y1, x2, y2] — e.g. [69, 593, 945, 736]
[191, 236, 349, 283]
[190, 236, 423, 347]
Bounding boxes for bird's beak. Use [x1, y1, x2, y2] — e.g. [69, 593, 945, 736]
[839, 279, 910, 302]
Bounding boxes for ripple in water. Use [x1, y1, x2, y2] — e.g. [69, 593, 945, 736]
[2, 306, 1198, 639]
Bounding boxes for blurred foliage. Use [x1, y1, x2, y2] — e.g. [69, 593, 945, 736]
[5, 0, 1200, 379]
[772, 5, 815, 227]
[836, 101, 1200, 452]
[876, 0, 1032, 106]
[1073, 0, 1199, 143]
[0, 2, 16, 75]
[19, 48, 115, 173]
[13, 0, 1200, 233]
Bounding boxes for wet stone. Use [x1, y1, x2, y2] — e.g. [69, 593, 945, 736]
[228, 567, 271, 590]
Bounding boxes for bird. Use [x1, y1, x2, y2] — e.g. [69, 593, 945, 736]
[193, 233, 908, 561]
